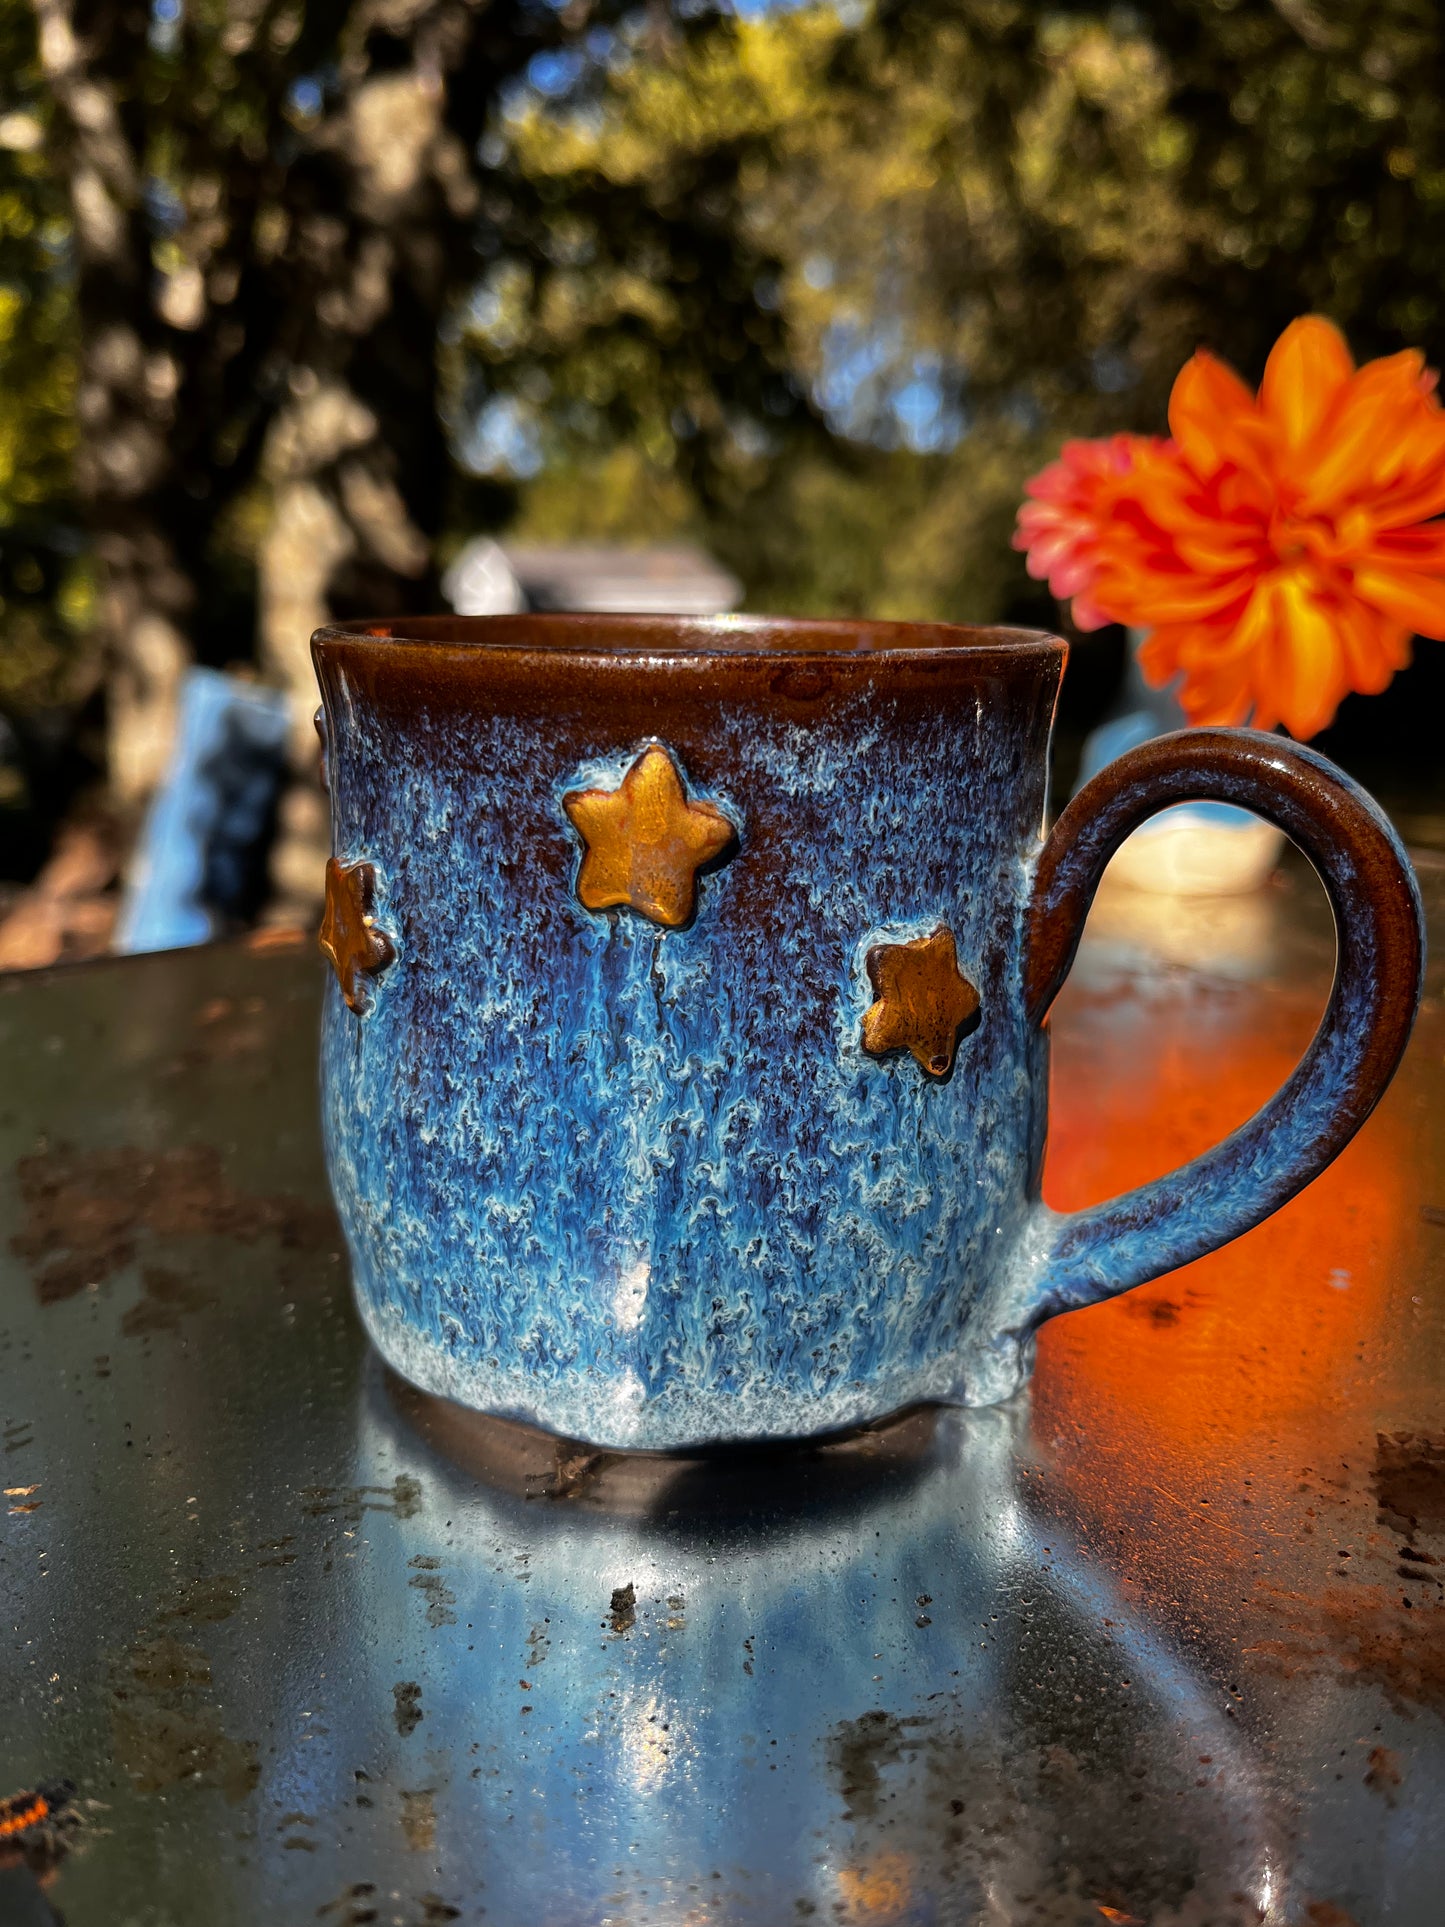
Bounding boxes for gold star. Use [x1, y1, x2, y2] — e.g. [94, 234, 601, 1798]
[318, 857, 396, 1013]
[563, 744, 737, 929]
[862, 926, 980, 1079]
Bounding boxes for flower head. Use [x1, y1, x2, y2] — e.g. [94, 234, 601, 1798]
[1014, 317, 1445, 738]
[1011, 434, 1158, 631]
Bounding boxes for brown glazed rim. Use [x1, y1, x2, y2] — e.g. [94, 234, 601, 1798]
[313, 612, 1064, 661]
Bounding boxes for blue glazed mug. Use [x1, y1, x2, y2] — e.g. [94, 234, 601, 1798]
[313, 615, 1423, 1450]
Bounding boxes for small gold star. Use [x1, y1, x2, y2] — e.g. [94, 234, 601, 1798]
[563, 744, 737, 929]
[318, 857, 396, 1013]
[862, 926, 980, 1078]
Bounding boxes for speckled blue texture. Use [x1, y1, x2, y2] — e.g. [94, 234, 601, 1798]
[317, 631, 1064, 1446]
[315, 630, 1422, 1449]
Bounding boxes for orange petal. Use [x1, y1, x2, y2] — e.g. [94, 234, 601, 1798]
[1134, 628, 1183, 687]
[1168, 350, 1269, 482]
[1352, 563, 1445, 639]
[1336, 601, 1411, 695]
[1265, 579, 1348, 739]
[1154, 578, 1311, 733]
[1297, 351, 1433, 506]
[1069, 595, 1114, 632]
[1366, 421, 1445, 524]
[1171, 523, 1269, 575]
[1370, 467, 1445, 529]
[1151, 627, 1255, 726]
[1259, 316, 1355, 454]
[1104, 565, 1255, 625]
[1179, 677, 1253, 728]
[1210, 466, 1276, 523]
[1369, 522, 1445, 570]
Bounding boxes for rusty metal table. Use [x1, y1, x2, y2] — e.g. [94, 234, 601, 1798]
[1, 856, 1442, 1927]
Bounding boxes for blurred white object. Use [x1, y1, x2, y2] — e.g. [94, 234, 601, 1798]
[1101, 810, 1286, 897]
[442, 538, 525, 615]
[1075, 866, 1282, 979]
[444, 540, 741, 617]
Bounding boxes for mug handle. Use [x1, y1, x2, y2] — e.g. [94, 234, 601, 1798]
[1019, 726, 1424, 1331]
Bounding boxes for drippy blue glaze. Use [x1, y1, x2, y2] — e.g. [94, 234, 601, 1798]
[316, 627, 1422, 1450]
[319, 644, 1057, 1446]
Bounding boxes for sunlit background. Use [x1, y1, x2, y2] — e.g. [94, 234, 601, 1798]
[2, 0, 1444, 961]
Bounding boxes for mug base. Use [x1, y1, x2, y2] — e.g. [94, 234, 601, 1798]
[381, 1366, 951, 1516]
[355, 1292, 1034, 1453]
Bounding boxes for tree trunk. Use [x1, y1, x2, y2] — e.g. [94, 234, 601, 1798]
[253, 45, 481, 915]
[32, 0, 196, 814]
[33, 0, 593, 921]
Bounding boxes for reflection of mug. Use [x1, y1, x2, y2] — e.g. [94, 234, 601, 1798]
[314, 615, 1423, 1449]
[323, 1374, 1279, 1927]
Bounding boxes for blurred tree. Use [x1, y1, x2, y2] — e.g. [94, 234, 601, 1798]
[7, 0, 1445, 908]
[487, 0, 1445, 643]
[8, 0, 804, 908]
[0, 0, 87, 811]
[451, 6, 823, 568]
[28, 0, 588, 899]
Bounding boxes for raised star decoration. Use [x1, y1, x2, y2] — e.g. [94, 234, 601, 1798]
[318, 857, 396, 1013]
[862, 926, 981, 1079]
[563, 744, 737, 929]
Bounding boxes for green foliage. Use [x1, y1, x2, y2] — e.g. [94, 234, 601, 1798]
[507, 445, 699, 545]
[455, 10, 819, 532]
[0, 0, 87, 710]
[483, 0, 1445, 626]
[715, 432, 1052, 624]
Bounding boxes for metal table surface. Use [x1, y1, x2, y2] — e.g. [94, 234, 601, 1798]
[1, 857, 1442, 1927]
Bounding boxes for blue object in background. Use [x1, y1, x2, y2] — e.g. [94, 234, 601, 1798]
[114, 668, 291, 954]
[1076, 628, 1255, 828]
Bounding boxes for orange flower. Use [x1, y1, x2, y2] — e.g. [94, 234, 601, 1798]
[1014, 317, 1445, 738]
[1012, 435, 1162, 631]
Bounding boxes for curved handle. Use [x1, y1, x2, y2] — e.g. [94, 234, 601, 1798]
[1022, 727, 1424, 1326]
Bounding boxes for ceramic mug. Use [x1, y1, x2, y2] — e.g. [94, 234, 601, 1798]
[313, 615, 1423, 1450]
